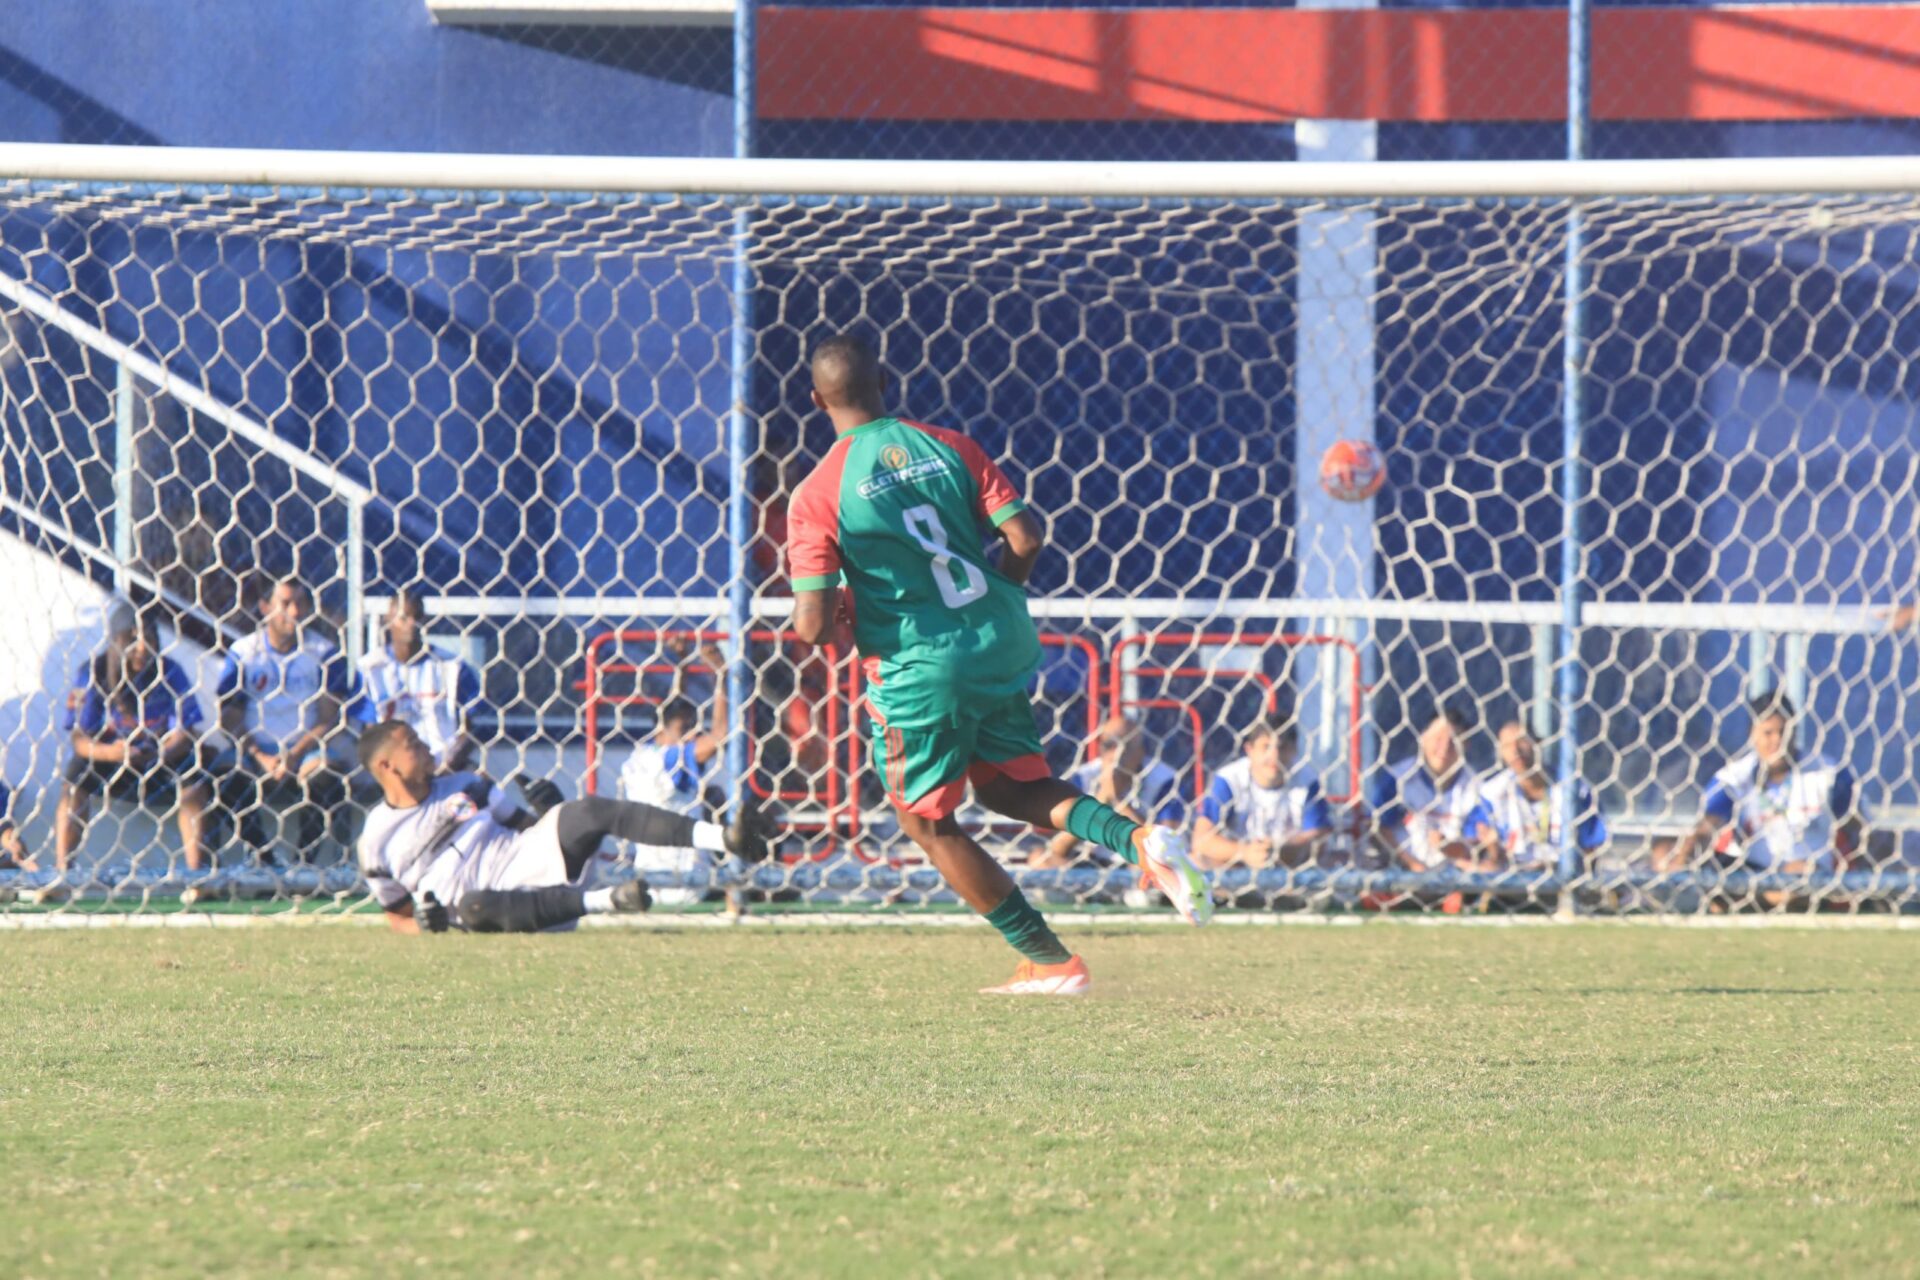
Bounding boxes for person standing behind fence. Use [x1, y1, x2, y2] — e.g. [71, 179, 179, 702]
[354, 588, 480, 775]
[216, 578, 355, 863]
[620, 642, 731, 906]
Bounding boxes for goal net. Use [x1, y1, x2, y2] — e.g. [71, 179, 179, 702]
[1, 148, 1915, 917]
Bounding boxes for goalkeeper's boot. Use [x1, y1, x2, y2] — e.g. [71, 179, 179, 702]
[1135, 826, 1214, 927]
[979, 954, 1091, 997]
[609, 878, 652, 914]
[725, 794, 774, 864]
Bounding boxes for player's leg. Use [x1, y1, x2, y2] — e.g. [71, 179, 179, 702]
[872, 714, 1086, 994]
[967, 694, 1212, 926]
[551, 795, 763, 881]
[175, 777, 210, 872]
[454, 881, 648, 933]
[54, 767, 95, 872]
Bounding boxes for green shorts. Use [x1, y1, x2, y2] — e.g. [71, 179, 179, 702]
[868, 691, 1049, 819]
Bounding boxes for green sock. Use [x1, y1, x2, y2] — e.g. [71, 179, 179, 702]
[1065, 796, 1143, 866]
[983, 890, 1071, 966]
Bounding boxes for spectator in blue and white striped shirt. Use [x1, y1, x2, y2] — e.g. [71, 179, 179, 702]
[1193, 718, 1329, 869]
[1670, 690, 1863, 877]
[1478, 719, 1607, 869]
[354, 588, 481, 774]
[1368, 703, 1498, 872]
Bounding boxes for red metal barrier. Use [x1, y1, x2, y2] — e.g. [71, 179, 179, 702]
[578, 629, 847, 831]
[1110, 631, 1366, 803]
[1110, 696, 1210, 801]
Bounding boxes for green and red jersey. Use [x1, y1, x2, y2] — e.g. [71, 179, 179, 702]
[787, 417, 1042, 729]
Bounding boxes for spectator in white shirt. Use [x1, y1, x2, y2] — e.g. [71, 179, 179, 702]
[354, 588, 480, 774]
[216, 578, 356, 861]
[1192, 718, 1330, 869]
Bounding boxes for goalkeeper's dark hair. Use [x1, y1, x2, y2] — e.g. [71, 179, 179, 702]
[810, 333, 886, 412]
[357, 718, 412, 772]
[659, 698, 698, 733]
[1748, 688, 1796, 724]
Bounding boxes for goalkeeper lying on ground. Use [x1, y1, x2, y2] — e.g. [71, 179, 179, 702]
[355, 719, 768, 933]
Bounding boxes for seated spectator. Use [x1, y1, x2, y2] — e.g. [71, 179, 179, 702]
[354, 588, 480, 774]
[1192, 718, 1330, 869]
[0, 777, 31, 871]
[620, 642, 731, 905]
[53, 601, 212, 877]
[1478, 719, 1608, 870]
[1667, 690, 1862, 878]
[1368, 703, 1498, 872]
[216, 578, 355, 862]
[1032, 716, 1184, 868]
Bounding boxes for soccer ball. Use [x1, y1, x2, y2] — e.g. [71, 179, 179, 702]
[1319, 439, 1385, 502]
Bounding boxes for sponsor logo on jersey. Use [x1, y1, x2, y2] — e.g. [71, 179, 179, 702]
[857, 453, 950, 498]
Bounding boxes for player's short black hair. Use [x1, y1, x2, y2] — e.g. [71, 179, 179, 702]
[1749, 688, 1796, 724]
[272, 576, 313, 608]
[810, 333, 885, 411]
[357, 718, 412, 773]
[388, 585, 427, 619]
[1242, 714, 1297, 752]
[658, 698, 698, 732]
[1416, 701, 1473, 735]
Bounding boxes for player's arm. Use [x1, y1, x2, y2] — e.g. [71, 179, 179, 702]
[157, 662, 203, 764]
[217, 653, 279, 774]
[994, 510, 1044, 586]
[383, 896, 423, 934]
[290, 652, 356, 771]
[1363, 772, 1411, 865]
[1192, 815, 1266, 869]
[1191, 779, 1266, 868]
[1276, 787, 1332, 868]
[1809, 768, 1865, 874]
[791, 586, 841, 648]
[1671, 779, 1733, 867]
[785, 462, 849, 649]
[0, 793, 29, 868]
[690, 643, 730, 765]
[439, 663, 483, 774]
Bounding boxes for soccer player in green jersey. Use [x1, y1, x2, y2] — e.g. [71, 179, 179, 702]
[787, 335, 1213, 995]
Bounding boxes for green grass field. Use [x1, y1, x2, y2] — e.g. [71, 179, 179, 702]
[3, 922, 1915, 1278]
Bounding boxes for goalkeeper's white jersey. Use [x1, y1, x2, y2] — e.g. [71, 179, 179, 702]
[357, 772, 551, 908]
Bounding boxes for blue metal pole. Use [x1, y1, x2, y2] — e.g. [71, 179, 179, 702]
[725, 0, 758, 821]
[1556, 0, 1591, 894]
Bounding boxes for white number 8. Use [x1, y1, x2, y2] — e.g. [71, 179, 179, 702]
[903, 504, 988, 609]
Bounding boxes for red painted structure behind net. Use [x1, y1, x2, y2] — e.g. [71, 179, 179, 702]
[761, 5, 1920, 124]
[579, 629, 1365, 837]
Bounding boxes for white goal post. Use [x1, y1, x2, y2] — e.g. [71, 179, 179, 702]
[2, 142, 1917, 916]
